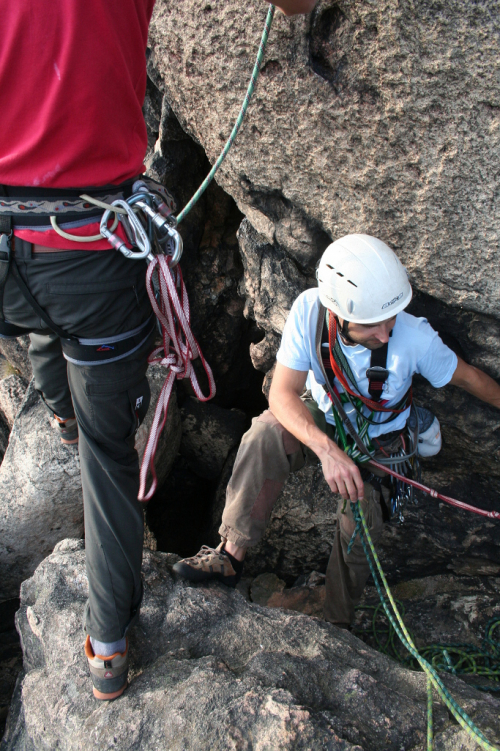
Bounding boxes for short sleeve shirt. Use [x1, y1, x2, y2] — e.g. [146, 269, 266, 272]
[276, 288, 458, 438]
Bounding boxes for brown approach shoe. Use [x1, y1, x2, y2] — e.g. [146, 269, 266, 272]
[84, 636, 129, 700]
[172, 542, 242, 588]
[54, 414, 79, 444]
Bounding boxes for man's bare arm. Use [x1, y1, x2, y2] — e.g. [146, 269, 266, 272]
[270, 0, 319, 16]
[449, 357, 500, 409]
[269, 362, 365, 501]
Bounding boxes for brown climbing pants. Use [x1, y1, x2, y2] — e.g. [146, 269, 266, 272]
[219, 404, 397, 626]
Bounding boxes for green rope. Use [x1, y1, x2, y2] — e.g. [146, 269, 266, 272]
[427, 675, 433, 751]
[175, 6, 275, 224]
[352, 501, 500, 751]
[355, 608, 500, 693]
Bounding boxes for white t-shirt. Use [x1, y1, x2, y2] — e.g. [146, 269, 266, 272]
[276, 288, 458, 438]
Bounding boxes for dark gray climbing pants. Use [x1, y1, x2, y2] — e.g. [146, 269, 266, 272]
[219, 403, 396, 626]
[2, 241, 154, 641]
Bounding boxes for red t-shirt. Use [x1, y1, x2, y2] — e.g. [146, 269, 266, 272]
[0, 0, 156, 249]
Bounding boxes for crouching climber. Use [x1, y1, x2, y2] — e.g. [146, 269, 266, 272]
[174, 234, 500, 629]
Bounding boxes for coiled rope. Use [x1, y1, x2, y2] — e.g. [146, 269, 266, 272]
[355, 604, 500, 693]
[137, 6, 276, 498]
[351, 501, 500, 751]
[139, 258, 215, 500]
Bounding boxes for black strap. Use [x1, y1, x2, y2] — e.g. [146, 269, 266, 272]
[366, 342, 389, 402]
[10, 262, 76, 340]
[0, 185, 12, 317]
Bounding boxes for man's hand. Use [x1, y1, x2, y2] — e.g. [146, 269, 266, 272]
[271, 0, 319, 16]
[269, 362, 365, 501]
[318, 441, 365, 502]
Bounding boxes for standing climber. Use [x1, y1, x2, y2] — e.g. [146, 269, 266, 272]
[0, 0, 319, 700]
[174, 234, 500, 629]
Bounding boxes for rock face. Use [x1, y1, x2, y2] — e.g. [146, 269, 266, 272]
[0, 367, 28, 464]
[139, 1, 500, 609]
[0, 366, 181, 602]
[0, 375, 27, 429]
[0, 383, 82, 602]
[180, 397, 247, 479]
[0, 338, 32, 383]
[3, 539, 500, 751]
[148, 0, 500, 324]
[145, 0, 500, 497]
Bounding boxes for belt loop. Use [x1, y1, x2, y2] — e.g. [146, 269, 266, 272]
[12, 238, 32, 259]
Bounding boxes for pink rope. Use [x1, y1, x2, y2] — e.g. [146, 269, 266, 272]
[138, 255, 215, 501]
[369, 459, 500, 520]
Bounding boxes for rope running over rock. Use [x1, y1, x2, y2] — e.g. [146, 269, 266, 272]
[175, 5, 276, 224]
[352, 501, 500, 751]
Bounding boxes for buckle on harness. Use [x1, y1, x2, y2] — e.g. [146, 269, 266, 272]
[0, 232, 12, 287]
[0, 232, 11, 262]
[366, 366, 389, 381]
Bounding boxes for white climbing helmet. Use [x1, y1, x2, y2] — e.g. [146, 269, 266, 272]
[317, 234, 412, 324]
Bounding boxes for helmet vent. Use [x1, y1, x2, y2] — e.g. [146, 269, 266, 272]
[346, 299, 354, 314]
[326, 264, 334, 269]
[347, 279, 357, 287]
[336, 272, 344, 277]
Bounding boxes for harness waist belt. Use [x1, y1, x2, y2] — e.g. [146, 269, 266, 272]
[61, 316, 155, 366]
[0, 177, 174, 229]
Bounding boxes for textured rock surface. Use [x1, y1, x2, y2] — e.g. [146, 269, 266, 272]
[0, 375, 27, 429]
[0, 383, 82, 601]
[0, 364, 180, 602]
[3, 540, 500, 751]
[180, 397, 247, 479]
[0, 600, 22, 742]
[249, 570, 500, 692]
[148, 0, 500, 323]
[0, 338, 32, 383]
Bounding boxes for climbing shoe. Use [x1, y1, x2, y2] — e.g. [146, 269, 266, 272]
[84, 636, 129, 700]
[54, 414, 79, 444]
[172, 542, 243, 588]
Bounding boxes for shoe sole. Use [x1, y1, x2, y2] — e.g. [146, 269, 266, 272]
[93, 682, 128, 701]
[172, 561, 237, 588]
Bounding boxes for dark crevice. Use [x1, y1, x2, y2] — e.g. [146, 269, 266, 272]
[309, 5, 348, 89]
[142, 73, 269, 556]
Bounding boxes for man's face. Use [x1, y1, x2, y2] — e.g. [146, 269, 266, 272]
[338, 316, 397, 350]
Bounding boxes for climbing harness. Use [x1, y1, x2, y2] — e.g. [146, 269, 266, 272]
[0, 6, 276, 498]
[316, 305, 420, 521]
[351, 502, 500, 751]
[315, 299, 500, 745]
[315, 304, 500, 521]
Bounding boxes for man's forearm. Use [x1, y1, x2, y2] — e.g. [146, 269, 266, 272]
[451, 359, 500, 409]
[269, 362, 364, 500]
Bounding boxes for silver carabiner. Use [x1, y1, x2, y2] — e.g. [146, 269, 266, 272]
[133, 198, 183, 268]
[100, 204, 152, 260]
